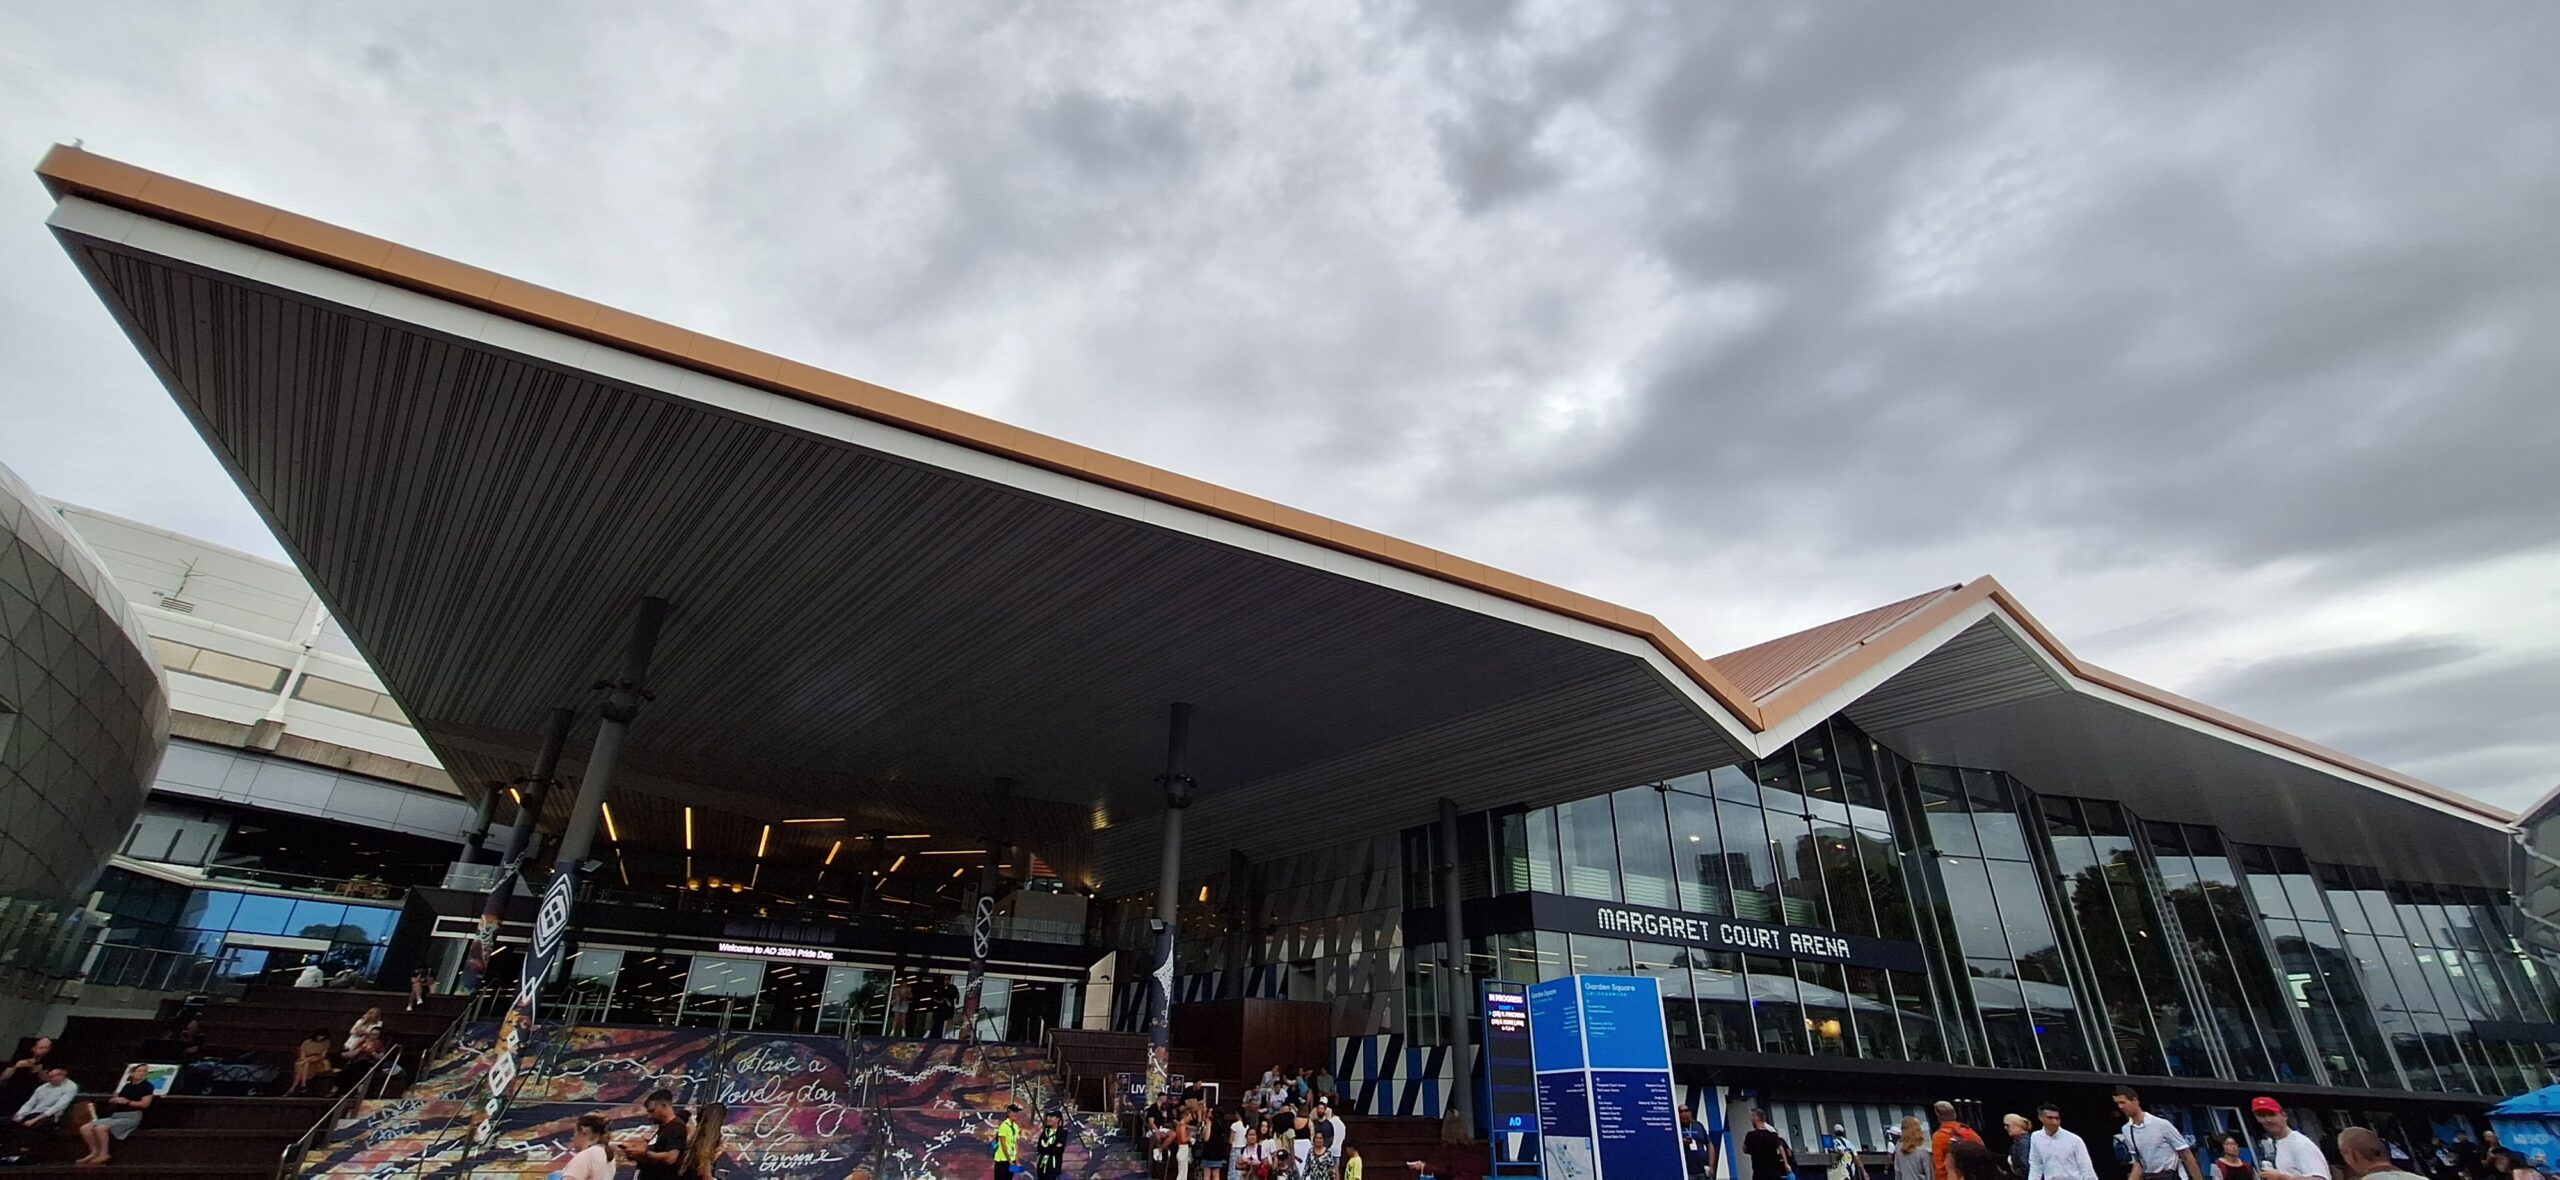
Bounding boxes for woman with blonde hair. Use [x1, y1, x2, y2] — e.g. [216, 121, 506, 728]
[1896, 1117, 1933, 1180]
[679, 1102, 727, 1179]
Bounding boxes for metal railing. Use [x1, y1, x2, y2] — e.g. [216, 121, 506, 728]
[272, 1033, 416, 1179]
[200, 863, 404, 901]
[81, 942, 245, 995]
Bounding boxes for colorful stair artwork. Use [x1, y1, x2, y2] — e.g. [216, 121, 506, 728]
[300, 1024, 1151, 1179]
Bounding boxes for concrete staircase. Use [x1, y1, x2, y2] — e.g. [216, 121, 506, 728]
[7, 985, 455, 1177]
[299, 1023, 1151, 1178]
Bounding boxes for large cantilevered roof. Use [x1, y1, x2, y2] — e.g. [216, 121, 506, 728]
[35, 146, 2515, 890]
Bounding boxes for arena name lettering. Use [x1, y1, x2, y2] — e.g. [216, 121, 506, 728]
[1544, 895, 1923, 973]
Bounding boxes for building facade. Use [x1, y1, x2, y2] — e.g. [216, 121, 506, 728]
[44, 503, 472, 985]
[0, 463, 165, 903]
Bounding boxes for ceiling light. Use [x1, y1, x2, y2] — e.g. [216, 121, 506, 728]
[601, 803, 620, 843]
[781, 817, 848, 825]
[508, 787, 523, 805]
[890, 855, 907, 873]
[916, 849, 979, 856]
[952, 867, 967, 878]
[684, 807, 695, 851]
[1198, 885, 1210, 902]
[825, 840, 843, 866]
[757, 825, 771, 859]
[883, 833, 931, 841]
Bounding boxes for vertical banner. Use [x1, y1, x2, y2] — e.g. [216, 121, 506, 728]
[469, 866, 577, 1147]
[456, 860, 519, 994]
[1144, 918, 1174, 1104]
[961, 894, 995, 1041]
[1527, 975, 1683, 1180]
[1482, 980, 1542, 1177]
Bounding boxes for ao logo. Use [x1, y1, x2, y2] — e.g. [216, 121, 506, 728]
[534, 878, 573, 958]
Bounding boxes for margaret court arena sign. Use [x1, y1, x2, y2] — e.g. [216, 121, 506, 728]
[1531, 893, 1929, 974]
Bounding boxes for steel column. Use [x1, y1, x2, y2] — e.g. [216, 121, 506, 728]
[1438, 796, 1475, 1129]
[459, 705, 577, 994]
[1146, 702, 1194, 1105]
[962, 777, 1015, 1042]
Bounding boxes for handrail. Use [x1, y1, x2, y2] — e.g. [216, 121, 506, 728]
[273, 1040, 404, 1180]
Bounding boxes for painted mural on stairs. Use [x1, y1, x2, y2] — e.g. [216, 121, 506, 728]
[303, 1024, 1147, 1179]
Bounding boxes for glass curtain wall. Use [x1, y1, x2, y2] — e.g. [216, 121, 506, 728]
[1483, 717, 1942, 1066]
[2146, 823, 2313, 1083]
[2237, 843, 2393, 1088]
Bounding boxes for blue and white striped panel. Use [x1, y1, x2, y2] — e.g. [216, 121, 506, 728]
[1330, 1034, 1453, 1117]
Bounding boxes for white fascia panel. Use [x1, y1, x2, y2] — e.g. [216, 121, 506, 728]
[72, 202, 1767, 751]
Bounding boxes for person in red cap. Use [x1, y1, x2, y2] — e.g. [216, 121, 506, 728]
[2249, 1098, 2329, 1180]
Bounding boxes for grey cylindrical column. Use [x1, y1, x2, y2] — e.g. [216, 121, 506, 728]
[1438, 796, 1475, 1129]
[493, 707, 578, 867]
[1147, 702, 1194, 1103]
[461, 790, 500, 863]
[555, 597, 669, 870]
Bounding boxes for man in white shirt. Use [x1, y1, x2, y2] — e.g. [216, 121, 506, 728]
[2337, 1127, 2421, 1180]
[293, 963, 326, 988]
[2027, 1104, 2100, 1180]
[0, 1067, 77, 1163]
[2113, 1086, 2202, 1180]
[2251, 1099, 2331, 1180]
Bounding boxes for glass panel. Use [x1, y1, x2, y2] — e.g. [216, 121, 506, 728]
[1665, 786, 1727, 915]
[286, 901, 348, 940]
[678, 955, 765, 1029]
[560, 948, 622, 1025]
[1938, 859, 2008, 962]
[1796, 730, 1842, 804]
[1635, 941, 1701, 1050]
[1764, 809, 1828, 928]
[1695, 951, 1754, 1051]
[1533, 932, 1570, 982]
[1964, 771, 2029, 861]
[609, 952, 687, 1026]
[1569, 935, 1632, 976]
[1714, 772, 1779, 921]
[1915, 767, 1977, 857]
[1557, 796, 1621, 901]
[1845, 967, 1905, 1061]
[759, 962, 828, 1032]
[1969, 958, 2043, 1069]
[1746, 955, 1807, 1055]
[1796, 961, 1853, 1057]
[229, 894, 293, 935]
[1612, 787, 1677, 909]
[179, 890, 240, 931]
[1813, 816, 1873, 937]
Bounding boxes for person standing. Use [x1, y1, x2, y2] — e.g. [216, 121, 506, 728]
[1936, 1102, 1987, 1180]
[2003, 1115, 2032, 1179]
[2112, 1086, 2201, 1180]
[560, 1114, 617, 1180]
[996, 1102, 1027, 1180]
[2213, 1136, 2256, 1180]
[1745, 1110, 1795, 1180]
[0, 1039, 54, 1128]
[1036, 1112, 1068, 1180]
[1828, 1124, 1861, 1180]
[2248, 1099, 2329, 1180]
[1682, 1105, 1721, 1180]
[621, 1088, 689, 1180]
[2025, 1105, 2099, 1180]
[1899, 1118, 1936, 1180]
[73, 1064, 158, 1165]
[2339, 1127, 2424, 1180]
[679, 1102, 727, 1179]
[1319, 1103, 1347, 1161]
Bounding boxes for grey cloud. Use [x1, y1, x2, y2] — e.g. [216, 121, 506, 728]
[1433, 97, 1560, 211]
[0, 1, 2554, 805]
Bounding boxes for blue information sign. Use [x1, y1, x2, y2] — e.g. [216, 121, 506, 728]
[1526, 975, 1683, 1180]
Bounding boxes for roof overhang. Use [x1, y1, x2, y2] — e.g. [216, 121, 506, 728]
[36, 145, 2514, 892]
[37, 148, 1769, 890]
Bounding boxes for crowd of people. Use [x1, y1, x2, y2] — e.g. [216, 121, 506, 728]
[1709, 1088, 2471, 1180]
[552, 1087, 731, 1180]
[0, 1037, 159, 1167]
[1118, 1062, 1430, 1180]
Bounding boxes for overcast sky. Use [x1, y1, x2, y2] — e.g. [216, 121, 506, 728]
[2, 5, 2553, 809]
